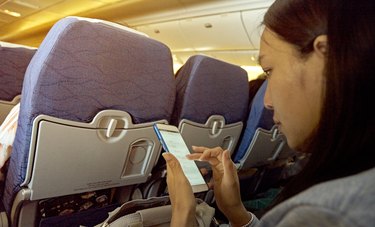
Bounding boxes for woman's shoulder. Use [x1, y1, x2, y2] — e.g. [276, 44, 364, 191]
[260, 167, 375, 227]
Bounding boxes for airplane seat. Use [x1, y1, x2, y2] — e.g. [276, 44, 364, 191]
[1, 16, 175, 227]
[0, 42, 36, 124]
[233, 80, 297, 201]
[171, 55, 249, 156]
[234, 79, 296, 171]
[169, 55, 248, 204]
[233, 80, 274, 166]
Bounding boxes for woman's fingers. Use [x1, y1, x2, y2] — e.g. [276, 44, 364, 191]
[222, 150, 237, 183]
[163, 152, 186, 181]
[189, 146, 224, 166]
[162, 152, 193, 190]
[162, 153, 197, 226]
[191, 145, 209, 153]
[186, 153, 202, 160]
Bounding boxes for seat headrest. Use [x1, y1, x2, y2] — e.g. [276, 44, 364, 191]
[173, 55, 249, 125]
[0, 42, 36, 101]
[21, 16, 175, 124]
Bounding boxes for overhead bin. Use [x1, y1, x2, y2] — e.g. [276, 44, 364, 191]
[135, 12, 253, 52]
[134, 20, 193, 52]
[135, 8, 269, 54]
[132, 5, 269, 76]
[179, 12, 253, 51]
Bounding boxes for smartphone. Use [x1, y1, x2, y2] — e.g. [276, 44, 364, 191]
[153, 123, 208, 193]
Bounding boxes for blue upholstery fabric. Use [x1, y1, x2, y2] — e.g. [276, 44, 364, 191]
[172, 55, 249, 125]
[0, 42, 36, 101]
[2, 17, 175, 213]
[234, 80, 274, 162]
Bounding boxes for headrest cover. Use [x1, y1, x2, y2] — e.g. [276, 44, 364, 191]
[21, 16, 175, 123]
[173, 55, 249, 125]
[0, 42, 36, 101]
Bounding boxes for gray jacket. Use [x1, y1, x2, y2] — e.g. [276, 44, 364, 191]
[250, 167, 375, 227]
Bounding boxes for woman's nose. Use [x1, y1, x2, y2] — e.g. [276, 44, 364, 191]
[263, 82, 273, 110]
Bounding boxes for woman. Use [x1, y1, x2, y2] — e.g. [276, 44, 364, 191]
[163, 0, 375, 226]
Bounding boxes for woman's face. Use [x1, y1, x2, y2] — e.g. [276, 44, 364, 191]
[259, 28, 326, 151]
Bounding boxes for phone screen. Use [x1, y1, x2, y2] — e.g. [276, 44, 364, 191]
[154, 125, 208, 193]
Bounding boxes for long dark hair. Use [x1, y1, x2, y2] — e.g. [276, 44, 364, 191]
[264, 0, 375, 205]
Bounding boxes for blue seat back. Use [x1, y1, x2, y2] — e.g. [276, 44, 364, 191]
[172, 55, 249, 154]
[234, 80, 274, 162]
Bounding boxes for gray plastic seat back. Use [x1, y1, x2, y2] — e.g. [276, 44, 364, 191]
[236, 126, 288, 170]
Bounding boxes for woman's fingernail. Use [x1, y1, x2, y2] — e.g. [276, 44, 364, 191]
[224, 150, 231, 160]
[162, 153, 172, 161]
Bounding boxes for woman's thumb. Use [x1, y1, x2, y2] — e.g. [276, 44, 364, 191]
[163, 152, 179, 169]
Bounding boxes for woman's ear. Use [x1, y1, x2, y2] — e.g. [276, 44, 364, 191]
[313, 35, 328, 57]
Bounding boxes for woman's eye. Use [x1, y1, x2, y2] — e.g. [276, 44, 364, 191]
[263, 69, 272, 78]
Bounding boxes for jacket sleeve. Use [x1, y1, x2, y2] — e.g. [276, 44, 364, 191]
[274, 205, 355, 227]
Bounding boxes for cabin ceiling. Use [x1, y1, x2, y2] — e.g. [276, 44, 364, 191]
[0, 0, 274, 79]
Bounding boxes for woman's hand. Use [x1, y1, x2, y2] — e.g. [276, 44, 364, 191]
[188, 146, 251, 227]
[163, 152, 197, 227]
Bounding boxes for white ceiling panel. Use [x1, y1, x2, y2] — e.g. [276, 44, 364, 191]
[45, 0, 103, 15]
[0, 1, 37, 17]
[0, 0, 65, 24]
[242, 8, 267, 49]
[12, 0, 65, 9]
[0, 10, 18, 22]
